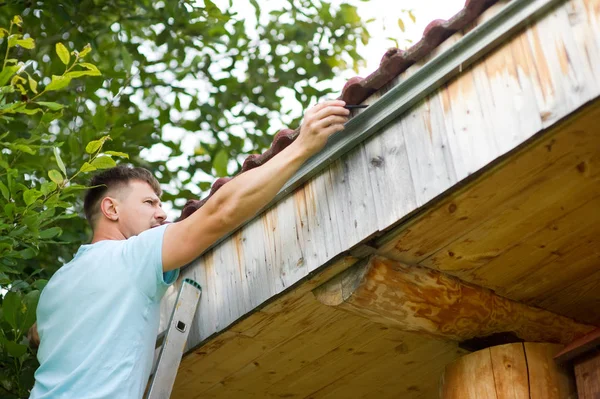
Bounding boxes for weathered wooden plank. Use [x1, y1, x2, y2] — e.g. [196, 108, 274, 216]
[363, 114, 418, 231]
[234, 220, 272, 310]
[314, 256, 594, 344]
[400, 93, 457, 208]
[569, 0, 600, 87]
[262, 193, 307, 293]
[300, 167, 343, 269]
[441, 65, 501, 181]
[472, 31, 543, 155]
[326, 145, 380, 249]
[181, 251, 221, 343]
[524, 1, 597, 127]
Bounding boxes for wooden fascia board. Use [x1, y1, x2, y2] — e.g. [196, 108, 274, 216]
[313, 255, 594, 344]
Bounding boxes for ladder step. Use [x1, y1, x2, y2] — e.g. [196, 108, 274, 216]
[145, 278, 202, 399]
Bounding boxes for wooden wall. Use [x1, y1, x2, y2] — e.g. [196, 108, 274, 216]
[159, 0, 600, 354]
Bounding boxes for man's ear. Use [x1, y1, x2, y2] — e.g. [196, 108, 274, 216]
[100, 196, 119, 222]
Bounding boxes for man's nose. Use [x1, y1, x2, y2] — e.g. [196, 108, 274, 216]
[155, 208, 167, 222]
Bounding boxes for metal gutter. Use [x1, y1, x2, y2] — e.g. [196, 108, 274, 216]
[188, 0, 564, 260]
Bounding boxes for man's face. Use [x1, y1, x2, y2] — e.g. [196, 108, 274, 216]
[113, 180, 167, 238]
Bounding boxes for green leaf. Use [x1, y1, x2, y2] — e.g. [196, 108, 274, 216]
[19, 247, 37, 259]
[21, 290, 40, 332]
[39, 227, 62, 239]
[85, 139, 102, 154]
[78, 43, 92, 58]
[408, 10, 416, 24]
[78, 62, 101, 76]
[398, 18, 405, 32]
[26, 73, 38, 94]
[0, 65, 19, 86]
[36, 101, 65, 110]
[7, 34, 19, 48]
[32, 279, 48, 291]
[23, 189, 42, 205]
[79, 162, 96, 173]
[53, 147, 67, 176]
[2, 291, 19, 329]
[16, 38, 35, 49]
[56, 43, 70, 65]
[65, 71, 95, 79]
[48, 169, 64, 185]
[0, 181, 9, 200]
[4, 203, 15, 219]
[13, 105, 42, 115]
[104, 151, 128, 159]
[213, 149, 229, 177]
[90, 156, 116, 169]
[40, 181, 57, 195]
[5, 341, 27, 358]
[46, 75, 71, 92]
[13, 144, 35, 154]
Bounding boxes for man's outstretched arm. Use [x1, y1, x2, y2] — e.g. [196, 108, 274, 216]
[162, 100, 349, 271]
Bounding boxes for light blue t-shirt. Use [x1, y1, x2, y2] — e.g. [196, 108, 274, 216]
[31, 225, 179, 399]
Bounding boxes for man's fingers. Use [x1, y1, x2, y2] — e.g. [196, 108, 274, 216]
[312, 104, 349, 122]
[316, 115, 348, 130]
[322, 124, 345, 137]
[308, 100, 347, 116]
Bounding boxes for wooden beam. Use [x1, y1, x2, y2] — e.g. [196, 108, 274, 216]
[313, 256, 594, 344]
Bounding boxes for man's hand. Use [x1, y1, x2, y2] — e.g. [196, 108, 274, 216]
[28, 322, 40, 349]
[294, 100, 350, 157]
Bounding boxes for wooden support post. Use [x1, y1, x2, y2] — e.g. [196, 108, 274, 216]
[313, 255, 594, 344]
[441, 343, 576, 399]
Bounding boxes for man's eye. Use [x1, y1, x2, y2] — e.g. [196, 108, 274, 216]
[145, 200, 153, 204]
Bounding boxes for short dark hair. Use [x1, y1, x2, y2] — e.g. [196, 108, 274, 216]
[83, 165, 162, 228]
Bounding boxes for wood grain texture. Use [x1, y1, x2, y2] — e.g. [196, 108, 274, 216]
[441, 345, 499, 399]
[314, 256, 594, 344]
[441, 343, 576, 399]
[173, 289, 465, 399]
[574, 351, 600, 399]
[524, 342, 577, 399]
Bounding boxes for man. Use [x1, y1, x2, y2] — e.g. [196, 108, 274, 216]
[29, 100, 349, 398]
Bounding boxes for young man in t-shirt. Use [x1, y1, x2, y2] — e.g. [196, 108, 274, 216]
[29, 100, 349, 398]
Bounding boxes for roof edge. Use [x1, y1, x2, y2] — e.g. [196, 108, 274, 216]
[184, 0, 564, 258]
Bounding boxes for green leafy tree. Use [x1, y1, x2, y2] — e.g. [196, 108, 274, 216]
[0, 16, 127, 397]
[0, 0, 375, 396]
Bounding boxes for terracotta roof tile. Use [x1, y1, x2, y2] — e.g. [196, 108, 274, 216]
[179, 0, 498, 220]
